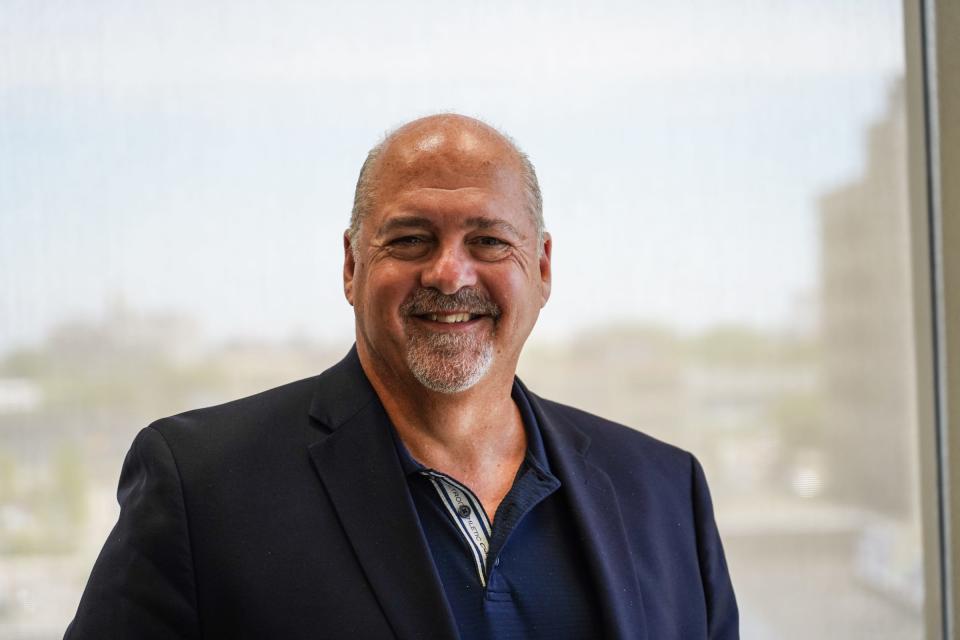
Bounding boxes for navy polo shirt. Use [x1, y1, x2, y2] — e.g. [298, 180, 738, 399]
[391, 382, 603, 640]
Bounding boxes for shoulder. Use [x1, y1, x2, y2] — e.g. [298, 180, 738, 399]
[146, 374, 323, 455]
[529, 390, 697, 485]
[532, 391, 692, 462]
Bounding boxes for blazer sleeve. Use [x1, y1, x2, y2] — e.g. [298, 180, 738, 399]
[691, 455, 739, 640]
[64, 426, 201, 640]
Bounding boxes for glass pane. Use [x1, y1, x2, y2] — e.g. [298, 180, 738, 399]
[521, 76, 923, 639]
[0, 1, 923, 638]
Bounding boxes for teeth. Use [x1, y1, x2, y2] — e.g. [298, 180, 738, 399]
[426, 313, 473, 323]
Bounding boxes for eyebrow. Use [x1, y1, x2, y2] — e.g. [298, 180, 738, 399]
[463, 216, 523, 238]
[375, 215, 523, 239]
[375, 216, 434, 238]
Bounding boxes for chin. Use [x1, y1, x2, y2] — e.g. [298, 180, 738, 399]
[405, 334, 495, 394]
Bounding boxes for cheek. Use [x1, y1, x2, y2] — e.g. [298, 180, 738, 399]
[491, 270, 543, 324]
[362, 269, 415, 322]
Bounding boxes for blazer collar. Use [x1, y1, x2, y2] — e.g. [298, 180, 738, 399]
[307, 345, 378, 430]
[519, 380, 649, 640]
[306, 347, 459, 640]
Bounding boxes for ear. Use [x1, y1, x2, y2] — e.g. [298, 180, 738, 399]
[538, 232, 552, 307]
[343, 231, 356, 306]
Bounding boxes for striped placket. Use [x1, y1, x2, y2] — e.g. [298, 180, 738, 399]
[421, 470, 493, 586]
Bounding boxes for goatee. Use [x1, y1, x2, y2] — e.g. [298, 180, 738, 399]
[400, 288, 500, 393]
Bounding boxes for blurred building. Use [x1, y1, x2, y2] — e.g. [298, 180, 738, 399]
[818, 81, 919, 517]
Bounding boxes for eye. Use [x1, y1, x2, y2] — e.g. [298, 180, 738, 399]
[391, 236, 424, 246]
[385, 235, 432, 259]
[474, 236, 506, 247]
[469, 236, 511, 260]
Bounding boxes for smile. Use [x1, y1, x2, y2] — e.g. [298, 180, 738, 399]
[419, 312, 483, 324]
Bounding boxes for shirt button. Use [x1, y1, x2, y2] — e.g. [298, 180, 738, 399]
[494, 557, 501, 567]
[457, 504, 471, 518]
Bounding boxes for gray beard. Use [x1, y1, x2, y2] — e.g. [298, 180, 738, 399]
[398, 286, 500, 394]
[405, 328, 494, 394]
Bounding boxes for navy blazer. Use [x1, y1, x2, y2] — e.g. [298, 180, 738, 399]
[66, 347, 738, 639]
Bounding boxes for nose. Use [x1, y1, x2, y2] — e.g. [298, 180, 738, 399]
[420, 242, 477, 295]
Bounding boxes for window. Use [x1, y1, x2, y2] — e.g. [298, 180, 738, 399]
[0, 1, 953, 637]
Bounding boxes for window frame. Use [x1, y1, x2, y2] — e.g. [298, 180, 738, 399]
[904, 0, 959, 637]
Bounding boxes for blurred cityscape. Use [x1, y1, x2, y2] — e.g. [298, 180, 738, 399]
[0, 83, 925, 639]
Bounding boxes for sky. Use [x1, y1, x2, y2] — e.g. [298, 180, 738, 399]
[0, 0, 906, 354]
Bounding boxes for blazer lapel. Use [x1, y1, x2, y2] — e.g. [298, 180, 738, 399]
[306, 348, 459, 640]
[524, 384, 649, 640]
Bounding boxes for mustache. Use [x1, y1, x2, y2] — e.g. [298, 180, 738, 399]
[400, 287, 501, 318]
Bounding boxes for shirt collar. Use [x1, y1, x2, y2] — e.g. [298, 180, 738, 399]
[390, 379, 551, 477]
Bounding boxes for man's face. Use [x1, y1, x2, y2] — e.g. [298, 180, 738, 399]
[344, 121, 551, 394]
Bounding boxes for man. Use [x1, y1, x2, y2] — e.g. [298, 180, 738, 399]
[66, 114, 738, 639]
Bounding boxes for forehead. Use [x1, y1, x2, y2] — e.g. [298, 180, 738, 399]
[373, 120, 526, 196]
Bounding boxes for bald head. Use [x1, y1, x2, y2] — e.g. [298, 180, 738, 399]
[349, 114, 544, 256]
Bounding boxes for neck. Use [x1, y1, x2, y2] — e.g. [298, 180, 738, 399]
[356, 340, 527, 516]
